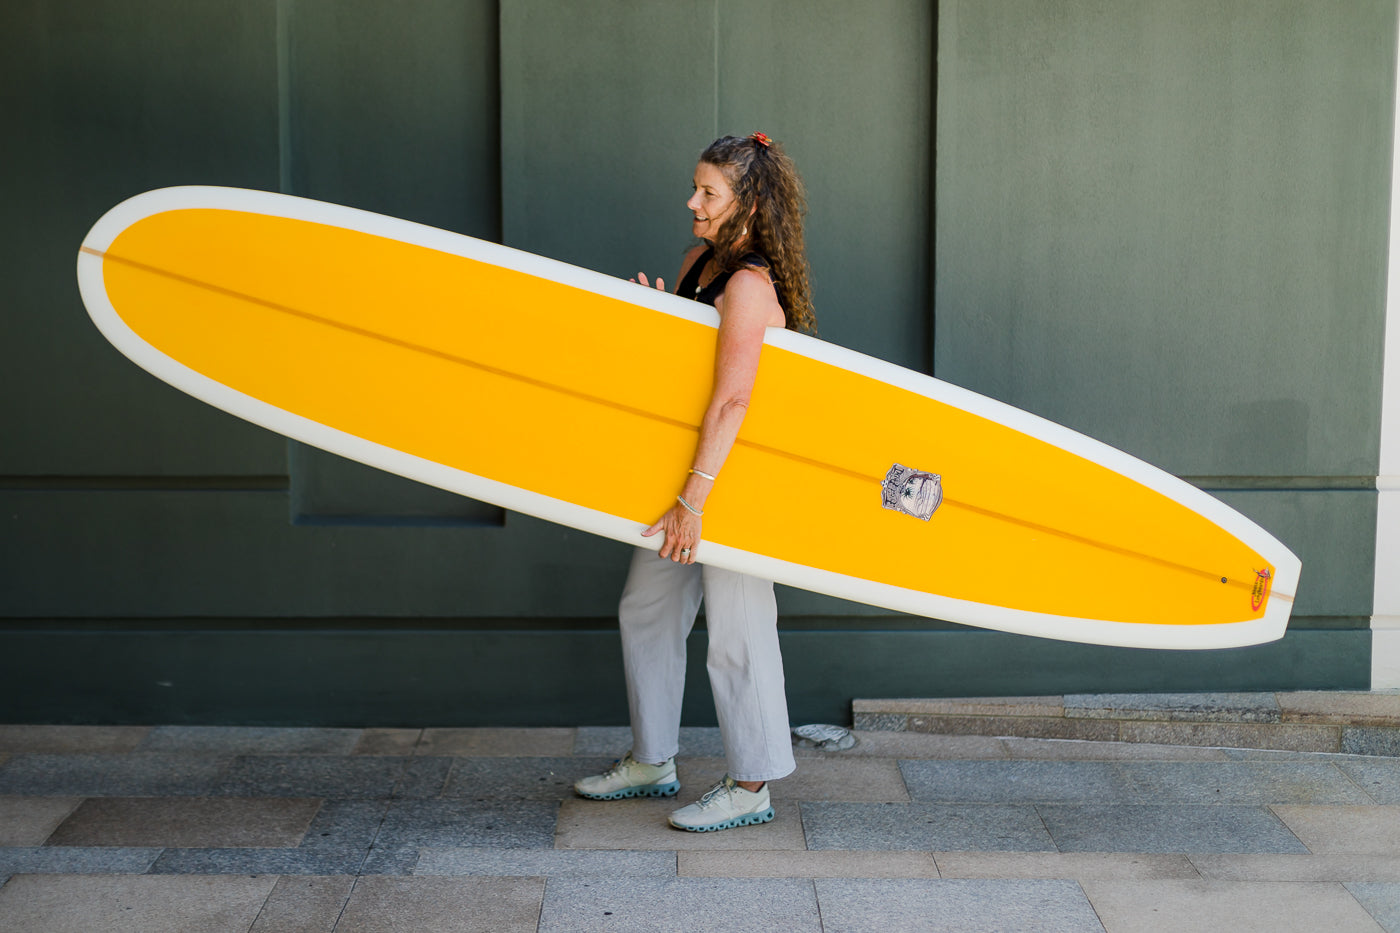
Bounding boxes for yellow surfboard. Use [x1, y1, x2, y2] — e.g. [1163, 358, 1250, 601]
[76, 187, 1300, 649]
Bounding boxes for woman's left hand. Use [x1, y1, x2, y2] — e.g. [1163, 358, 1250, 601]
[642, 502, 700, 563]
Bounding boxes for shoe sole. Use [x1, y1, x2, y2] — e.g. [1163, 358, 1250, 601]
[669, 806, 776, 832]
[576, 780, 680, 801]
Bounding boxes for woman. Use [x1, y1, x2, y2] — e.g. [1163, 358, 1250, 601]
[574, 133, 816, 832]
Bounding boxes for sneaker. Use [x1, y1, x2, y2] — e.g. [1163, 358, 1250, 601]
[667, 775, 775, 832]
[574, 752, 679, 800]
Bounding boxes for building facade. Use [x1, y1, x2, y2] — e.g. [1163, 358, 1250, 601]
[3, 0, 1396, 725]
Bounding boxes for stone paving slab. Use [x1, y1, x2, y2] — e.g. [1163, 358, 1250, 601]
[1189, 855, 1400, 882]
[212, 755, 444, 799]
[0, 846, 163, 874]
[855, 697, 1067, 717]
[1118, 761, 1375, 805]
[0, 873, 278, 933]
[538, 878, 822, 933]
[814, 878, 1107, 933]
[357, 846, 423, 876]
[352, 729, 422, 756]
[1065, 693, 1280, 723]
[419, 727, 576, 757]
[800, 802, 1057, 852]
[680, 755, 911, 802]
[1270, 805, 1400, 854]
[908, 714, 1121, 742]
[792, 731, 1006, 760]
[673, 756, 728, 792]
[1079, 879, 1385, 932]
[678, 849, 940, 878]
[900, 760, 1140, 804]
[0, 796, 82, 845]
[441, 756, 612, 800]
[334, 876, 544, 933]
[0, 726, 150, 755]
[1117, 721, 1341, 752]
[1281, 692, 1400, 725]
[47, 797, 322, 848]
[554, 797, 807, 851]
[1345, 728, 1400, 757]
[1000, 738, 1230, 761]
[0, 754, 231, 796]
[1337, 759, 1400, 804]
[1222, 748, 1384, 762]
[933, 852, 1201, 880]
[149, 847, 369, 875]
[138, 727, 360, 755]
[299, 799, 390, 850]
[375, 799, 559, 849]
[415, 847, 676, 876]
[1346, 883, 1400, 933]
[851, 712, 909, 732]
[247, 875, 355, 933]
[773, 756, 912, 802]
[1037, 805, 1309, 854]
[572, 726, 726, 758]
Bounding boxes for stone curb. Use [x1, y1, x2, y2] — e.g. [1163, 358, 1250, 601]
[853, 692, 1400, 756]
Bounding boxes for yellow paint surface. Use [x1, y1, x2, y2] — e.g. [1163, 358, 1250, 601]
[100, 208, 1275, 628]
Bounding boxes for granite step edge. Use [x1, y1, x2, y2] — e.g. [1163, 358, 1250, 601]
[852, 693, 1400, 757]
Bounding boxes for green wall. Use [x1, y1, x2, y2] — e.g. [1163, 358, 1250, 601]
[0, 0, 1392, 725]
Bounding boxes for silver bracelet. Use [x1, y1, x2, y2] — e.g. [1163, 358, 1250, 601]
[676, 494, 704, 516]
[689, 468, 717, 481]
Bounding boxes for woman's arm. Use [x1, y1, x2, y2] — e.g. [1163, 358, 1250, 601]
[645, 267, 784, 562]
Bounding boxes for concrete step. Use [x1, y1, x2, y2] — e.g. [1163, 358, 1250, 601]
[853, 692, 1400, 756]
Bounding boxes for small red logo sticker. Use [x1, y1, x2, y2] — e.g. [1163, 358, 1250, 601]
[1250, 569, 1273, 612]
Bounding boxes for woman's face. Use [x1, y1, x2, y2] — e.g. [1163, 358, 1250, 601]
[687, 161, 740, 243]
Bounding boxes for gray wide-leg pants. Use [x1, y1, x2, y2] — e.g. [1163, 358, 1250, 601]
[619, 547, 796, 783]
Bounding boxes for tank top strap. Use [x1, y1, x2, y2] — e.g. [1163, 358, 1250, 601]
[676, 247, 714, 303]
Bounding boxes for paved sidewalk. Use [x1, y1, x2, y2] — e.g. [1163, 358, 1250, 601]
[0, 723, 1398, 931]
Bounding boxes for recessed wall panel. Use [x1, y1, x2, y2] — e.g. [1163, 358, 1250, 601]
[1, 0, 287, 476]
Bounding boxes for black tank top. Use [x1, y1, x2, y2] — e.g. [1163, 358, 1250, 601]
[676, 247, 776, 309]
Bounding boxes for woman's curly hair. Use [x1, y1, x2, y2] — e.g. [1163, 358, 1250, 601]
[700, 135, 816, 335]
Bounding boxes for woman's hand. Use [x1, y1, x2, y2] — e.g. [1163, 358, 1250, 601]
[642, 501, 700, 564]
[630, 272, 667, 291]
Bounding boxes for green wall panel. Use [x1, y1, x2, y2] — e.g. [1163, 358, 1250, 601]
[0, 625, 1366, 726]
[1, 0, 288, 476]
[717, 0, 932, 368]
[0, 490, 634, 618]
[935, 0, 1394, 478]
[288, 0, 500, 237]
[0, 486, 1371, 621]
[501, 0, 717, 280]
[501, 0, 933, 367]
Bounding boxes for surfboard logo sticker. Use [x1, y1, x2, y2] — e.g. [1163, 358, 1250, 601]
[882, 463, 943, 521]
[1251, 568, 1273, 611]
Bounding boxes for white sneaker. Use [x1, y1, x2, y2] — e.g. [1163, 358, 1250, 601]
[574, 752, 679, 800]
[667, 775, 775, 832]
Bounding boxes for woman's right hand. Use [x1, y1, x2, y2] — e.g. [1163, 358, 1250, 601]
[631, 272, 666, 291]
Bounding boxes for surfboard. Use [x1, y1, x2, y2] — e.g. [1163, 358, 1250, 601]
[75, 186, 1300, 649]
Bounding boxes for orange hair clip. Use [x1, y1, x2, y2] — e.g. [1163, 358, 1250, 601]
[750, 132, 772, 148]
